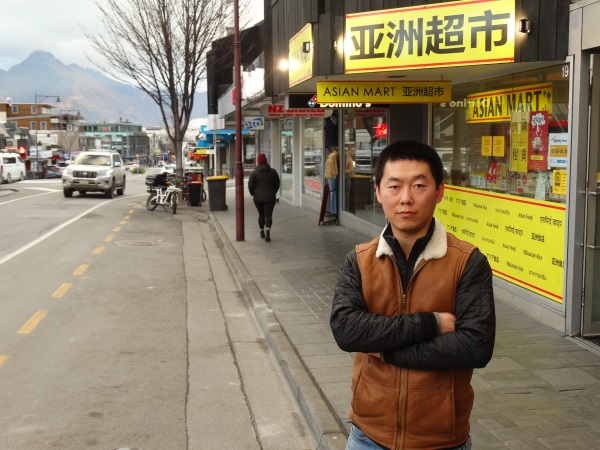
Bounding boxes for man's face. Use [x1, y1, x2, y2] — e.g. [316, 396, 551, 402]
[375, 159, 444, 241]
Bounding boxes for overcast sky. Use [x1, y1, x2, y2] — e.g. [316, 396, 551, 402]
[0, 0, 263, 72]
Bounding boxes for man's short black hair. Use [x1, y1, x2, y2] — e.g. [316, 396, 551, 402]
[374, 140, 444, 188]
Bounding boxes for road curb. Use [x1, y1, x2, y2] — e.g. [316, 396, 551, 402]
[208, 212, 347, 450]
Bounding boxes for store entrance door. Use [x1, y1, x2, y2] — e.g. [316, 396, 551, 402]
[583, 54, 600, 337]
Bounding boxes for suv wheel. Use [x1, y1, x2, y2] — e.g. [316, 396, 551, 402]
[105, 182, 115, 198]
[117, 177, 126, 196]
[64, 188, 74, 198]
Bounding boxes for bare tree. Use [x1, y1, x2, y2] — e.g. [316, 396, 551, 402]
[85, 0, 248, 176]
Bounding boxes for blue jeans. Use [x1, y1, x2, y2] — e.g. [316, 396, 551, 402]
[327, 177, 338, 215]
[346, 425, 472, 450]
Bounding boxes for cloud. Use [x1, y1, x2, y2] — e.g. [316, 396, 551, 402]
[0, 0, 105, 71]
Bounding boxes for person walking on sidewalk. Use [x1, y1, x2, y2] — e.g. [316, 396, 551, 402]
[249, 153, 280, 242]
[330, 140, 496, 450]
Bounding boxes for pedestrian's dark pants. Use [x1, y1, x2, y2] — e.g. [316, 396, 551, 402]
[254, 200, 276, 230]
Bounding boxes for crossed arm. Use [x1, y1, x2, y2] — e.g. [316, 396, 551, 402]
[330, 250, 495, 370]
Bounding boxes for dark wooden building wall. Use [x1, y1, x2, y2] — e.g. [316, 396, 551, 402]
[266, 0, 570, 96]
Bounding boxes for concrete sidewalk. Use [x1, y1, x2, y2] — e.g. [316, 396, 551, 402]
[204, 179, 600, 450]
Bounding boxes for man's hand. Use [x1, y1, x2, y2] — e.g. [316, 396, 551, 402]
[439, 312, 456, 334]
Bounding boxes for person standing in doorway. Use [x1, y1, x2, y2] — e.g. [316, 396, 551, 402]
[325, 147, 339, 220]
[248, 153, 280, 242]
[330, 140, 496, 450]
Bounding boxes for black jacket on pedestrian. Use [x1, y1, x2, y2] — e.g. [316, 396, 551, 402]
[248, 163, 280, 202]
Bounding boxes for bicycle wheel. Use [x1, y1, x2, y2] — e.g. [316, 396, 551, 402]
[201, 186, 207, 203]
[146, 193, 158, 211]
[172, 192, 178, 214]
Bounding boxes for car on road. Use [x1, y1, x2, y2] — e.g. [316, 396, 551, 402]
[0, 152, 26, 184]
[62, 151, 126, 198]
[45, 166, 61, 178]
[162, 163, 176, 174]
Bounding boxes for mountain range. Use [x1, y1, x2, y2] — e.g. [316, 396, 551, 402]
[0, 51, 207, 127]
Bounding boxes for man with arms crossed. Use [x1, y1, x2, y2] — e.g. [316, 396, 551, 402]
[330, 140, 496, 450]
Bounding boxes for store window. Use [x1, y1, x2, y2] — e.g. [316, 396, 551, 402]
[302, 117, 323, 200]
[432, 64, 570, 304]
[280, 118, 293, 202]
[342, 109, 389, 227]
[432, 64, 569, 204]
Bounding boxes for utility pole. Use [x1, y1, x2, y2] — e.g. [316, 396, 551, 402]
[234, 0, 245, 241]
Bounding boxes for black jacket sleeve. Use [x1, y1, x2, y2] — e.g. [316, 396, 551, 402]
[330, 250, 440, 353]
[248, 172, 255, 196]
[381, 250, 496, 370]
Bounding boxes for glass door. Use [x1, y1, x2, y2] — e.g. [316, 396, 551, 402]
[583, 54, 600, 336]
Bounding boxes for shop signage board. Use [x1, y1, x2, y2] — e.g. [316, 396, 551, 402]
[244, 116, 264, 130]
[259, 104, 331, 118]
[466, 83, 553, 123]
[437, 185, 566, 303]
[286, 93, 389, 110]
[317, 80, 451, 104]
[289, 23, 313, 87]
[345, 0, 515, 74]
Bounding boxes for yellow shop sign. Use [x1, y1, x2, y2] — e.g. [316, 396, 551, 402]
[466, 83, 553, 123]
[289, 24, 313, 87]
[317, 80, 451, 104]
[345, 0, 515, 74]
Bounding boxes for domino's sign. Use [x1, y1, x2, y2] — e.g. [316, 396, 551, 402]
[244, 116, 264, 130]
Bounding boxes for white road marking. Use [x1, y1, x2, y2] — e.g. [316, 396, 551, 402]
[0, 200, 112, 266]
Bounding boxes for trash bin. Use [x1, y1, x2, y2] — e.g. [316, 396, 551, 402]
[188, 181, 203, 206]
[206, 175, 229, 211]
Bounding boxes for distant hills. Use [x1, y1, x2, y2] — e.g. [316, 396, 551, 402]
[0, 51, 207, 127]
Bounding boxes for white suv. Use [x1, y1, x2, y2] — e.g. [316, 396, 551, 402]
[62, 151, 126, 198]
[0, 152, 26, 184]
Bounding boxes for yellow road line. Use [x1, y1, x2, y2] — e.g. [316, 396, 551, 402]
[128, 210, 134, 214]
[74, 264, 89, 276]
[113, 226, 122, 232]
[18, 310, 48, 334]
[124, 215, 132, 220]
[105, 235, 114, 242]
[0, 355, 9, 366]
[52, 282, 72, 298]
[119, 221, 127, 225]
[93, 246, 105, 254]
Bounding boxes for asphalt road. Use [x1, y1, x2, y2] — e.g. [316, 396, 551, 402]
[0, 171, 315, 450]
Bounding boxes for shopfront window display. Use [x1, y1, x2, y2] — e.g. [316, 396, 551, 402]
[342, 109, 388, 227]
[302, 117, 324, 200]
[432, 64, 570, 303]
[280, 118, 293, 202]
[432, 64, 569, 204]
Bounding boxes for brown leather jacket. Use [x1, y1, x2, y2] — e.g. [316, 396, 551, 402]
[331, 220, 495, 449]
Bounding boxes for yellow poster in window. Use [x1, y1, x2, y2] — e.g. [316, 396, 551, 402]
[345, 0, 515, 74]
[552, 170, 567, 195]
[493, 135, 505, 157]
[481, 136, 492, 156]
[510, 111, 528, 173]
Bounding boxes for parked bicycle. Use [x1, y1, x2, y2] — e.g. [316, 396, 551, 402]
[145, 173, 181, 214]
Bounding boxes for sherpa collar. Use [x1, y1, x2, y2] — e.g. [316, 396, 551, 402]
[375, 218, 448, 267]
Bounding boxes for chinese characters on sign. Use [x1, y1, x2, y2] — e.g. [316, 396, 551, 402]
[317, 80, 451, 104]
[345, 0, 514, 73]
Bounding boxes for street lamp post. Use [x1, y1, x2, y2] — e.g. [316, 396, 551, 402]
[34, 93, 60, 178]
